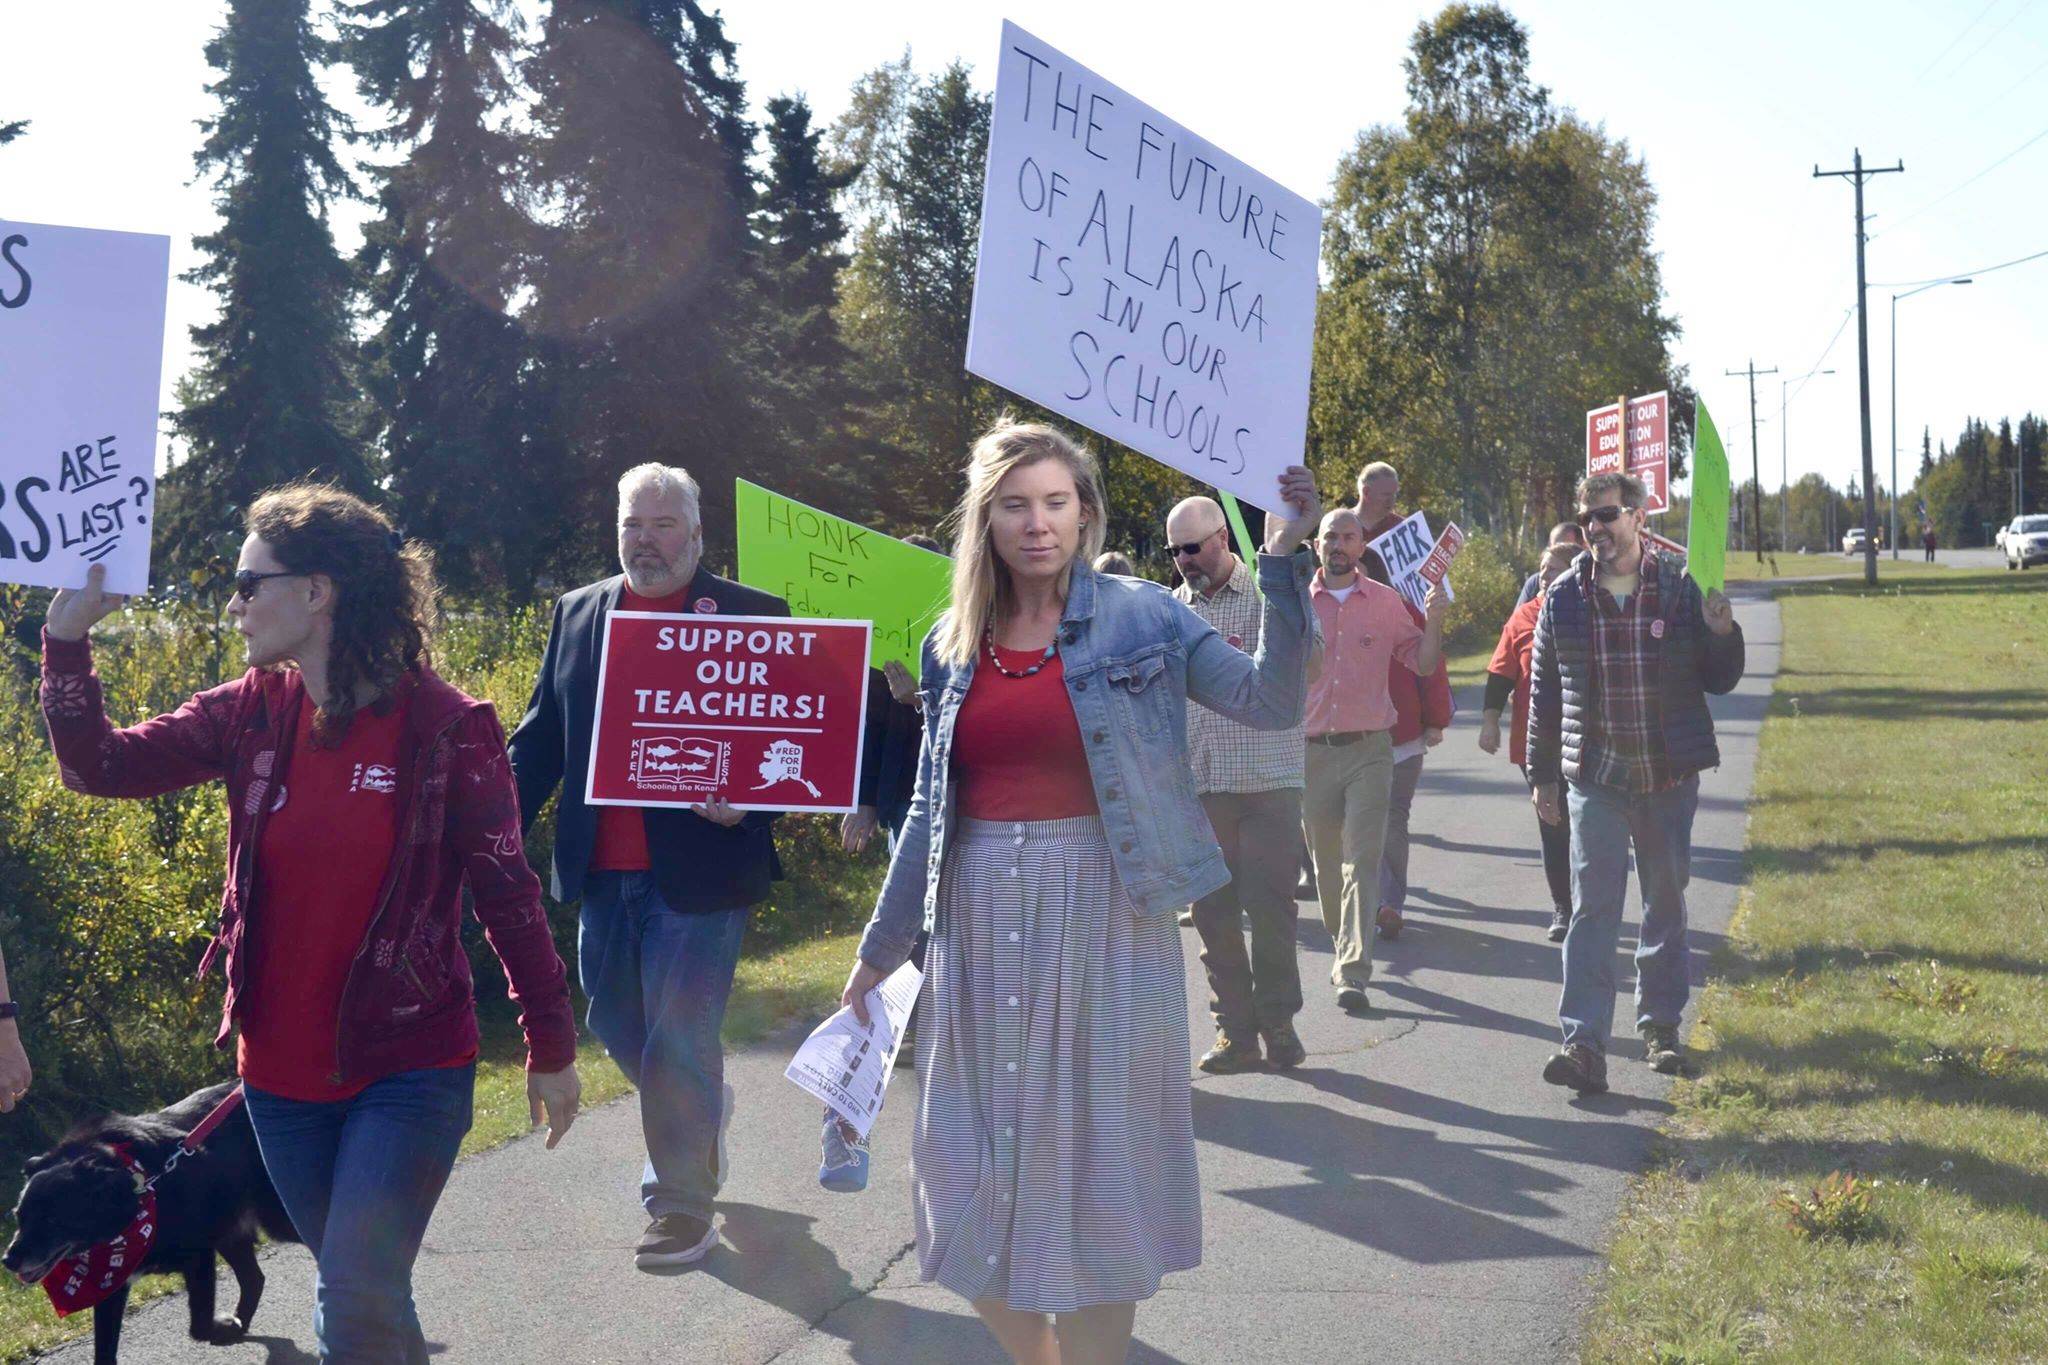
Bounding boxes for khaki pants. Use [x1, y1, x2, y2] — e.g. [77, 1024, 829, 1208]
[1302, 731, 1394, 989]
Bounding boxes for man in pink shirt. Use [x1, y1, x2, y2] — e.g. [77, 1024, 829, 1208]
[1304, 509, 1447, 1012]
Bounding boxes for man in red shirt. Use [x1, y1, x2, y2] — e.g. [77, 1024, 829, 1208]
[512, 465, 790, 1271]
[1304, 509, 1446, 1013]
[1353, 461, 1404, 543]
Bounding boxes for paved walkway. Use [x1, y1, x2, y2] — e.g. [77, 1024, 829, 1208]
[48, 593, 1781, 1365]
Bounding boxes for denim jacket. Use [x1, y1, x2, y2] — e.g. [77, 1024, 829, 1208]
[856, 550, 1316, 972]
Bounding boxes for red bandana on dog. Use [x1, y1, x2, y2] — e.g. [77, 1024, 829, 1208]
[41, 1146, 158, 1318]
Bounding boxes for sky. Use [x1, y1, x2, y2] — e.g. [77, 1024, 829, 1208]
[4, 0, 2044, 510]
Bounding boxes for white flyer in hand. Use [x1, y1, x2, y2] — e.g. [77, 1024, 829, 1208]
[784, 961, 923, 1139]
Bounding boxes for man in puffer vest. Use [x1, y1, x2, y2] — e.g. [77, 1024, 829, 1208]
[1527, 471, 1744, 1093]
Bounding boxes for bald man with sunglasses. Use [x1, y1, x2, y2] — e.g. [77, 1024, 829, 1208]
[1527, 472, 1742, 1093]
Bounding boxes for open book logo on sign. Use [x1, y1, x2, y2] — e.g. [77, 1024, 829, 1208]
[630, 736, 729, 793]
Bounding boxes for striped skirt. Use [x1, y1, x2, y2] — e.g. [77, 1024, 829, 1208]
[912, 815, 1202, 1312]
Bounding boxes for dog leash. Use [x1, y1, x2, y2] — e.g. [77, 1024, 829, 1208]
[145, 1082, 246, 1191]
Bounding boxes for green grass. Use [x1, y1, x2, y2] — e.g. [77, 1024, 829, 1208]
[0, 928, 859, 1362]
[1721, 550, 1955, 582]
[1583, 569, 2048, 1363]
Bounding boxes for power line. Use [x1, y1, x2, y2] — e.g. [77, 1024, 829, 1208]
[1969, 51, 2048, 117]
[1918, 0, 2005, 78]
[1873, 119, 2048, 238]
[1786, 306, 1856, 408]
[1872, 244, 2048, 288]
[1939, 0, 2040, 80]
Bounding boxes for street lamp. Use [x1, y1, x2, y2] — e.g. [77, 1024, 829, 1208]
[1782, 368, 1835, 552]
[1890, 276, 1973, 557]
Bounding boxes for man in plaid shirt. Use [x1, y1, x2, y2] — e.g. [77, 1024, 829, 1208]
[1528, 471, 1744, 1094]
[1168, 496, 1320, 1074]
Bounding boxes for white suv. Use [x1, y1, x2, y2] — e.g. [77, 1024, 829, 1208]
[1842, 527, 1871, 555]
[2007, 515, 2048, 571]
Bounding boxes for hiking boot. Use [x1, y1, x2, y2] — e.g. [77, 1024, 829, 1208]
[1377, 904, 1404, 941]
[1261, 1023, 1307, 1070]
[818, 1113, 870, 1194]
[1334, 983, 1371, 1013]
[1542, 1043, 1609, 1094]
[635, 1213, 718, 1270]
[1546, 905, 1572, 943]
[1198, 1032, 1263, 1074]
[1641, 1024, 1687, 1075]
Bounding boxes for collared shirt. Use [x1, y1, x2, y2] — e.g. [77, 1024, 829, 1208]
[1307, 569, 1422, 737]
[1582, 552, 1674, 793]
[1175, 558, 1307, 793]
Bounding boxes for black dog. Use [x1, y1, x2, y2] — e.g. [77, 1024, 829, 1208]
[3, 1081, 300, 1364]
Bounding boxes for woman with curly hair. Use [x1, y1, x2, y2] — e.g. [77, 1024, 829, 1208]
[40, 483, 581, 1363]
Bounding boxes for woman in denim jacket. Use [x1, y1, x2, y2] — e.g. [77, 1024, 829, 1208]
[842, 419, 1320, 1364]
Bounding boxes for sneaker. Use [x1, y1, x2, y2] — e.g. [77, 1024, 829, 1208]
[1198, 1032, 1263, 1074]
[1640, 1024, 1687, 1075]
[1546, 905, 1571, 943]
[1541, 1042, 1609, 1094]
[635, 1213, 718, 1270]
[1261, 1023, 1307, 1070]
[714, 1082, 734, 1189]
[1377, 905, 1403, 940]
[1177, 908, 1195, 927]
[1334, 983, 1371, 1013]
[818, 1113, 870, 1193]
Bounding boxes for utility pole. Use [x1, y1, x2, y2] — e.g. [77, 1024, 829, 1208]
[1816, 148, 1904, 586]
[1727, 361, 1778, 561]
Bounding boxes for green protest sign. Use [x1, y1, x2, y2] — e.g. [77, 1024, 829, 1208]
[1686, 400, 1730, 594]
[734, 479, 952, 672]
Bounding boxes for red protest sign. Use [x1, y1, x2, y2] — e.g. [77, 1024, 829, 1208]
[1627, 390, 1670, 515]
[1586, 391, 1671, 515]
[1643, 528, 1687, 558]
[1586, 401, 1624, 477]
[585, 613, 872, 813]
[1416, 521, 1467, 587]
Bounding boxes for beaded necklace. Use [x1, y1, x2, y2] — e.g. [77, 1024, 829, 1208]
[983, 620, 1057, 679]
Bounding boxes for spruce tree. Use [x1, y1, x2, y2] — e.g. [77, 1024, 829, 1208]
[160, 0, 374, 576]
[522, 0, 765, 579]
[755, 94, 866, 500]
[343, 0, 541, 596]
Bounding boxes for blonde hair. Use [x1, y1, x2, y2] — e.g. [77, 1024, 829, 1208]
[934, 418, 1107, 666]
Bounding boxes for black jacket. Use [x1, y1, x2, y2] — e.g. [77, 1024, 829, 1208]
[509, 570, 789, 912]
[1527, 550, 1745, 788]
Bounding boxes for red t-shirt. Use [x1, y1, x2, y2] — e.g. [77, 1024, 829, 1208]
[237, 684, 473, 1101]
[1487, 593, 1546, 768]
[590, 585, 691, 871]
[953, 642, 1099, 821]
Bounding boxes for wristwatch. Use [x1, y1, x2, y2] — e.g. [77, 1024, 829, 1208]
[0, 1002, 18, 1021]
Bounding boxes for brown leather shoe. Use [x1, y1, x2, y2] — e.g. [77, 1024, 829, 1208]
[1261, 1024, 1307, 1069]
[1198, 1032, 1263, 1074]
[1377, 904, 1403, 940]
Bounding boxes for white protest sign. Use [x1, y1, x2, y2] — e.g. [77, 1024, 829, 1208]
[1368, 511, 1455, 614]
[966, 21, 1322, 511]
[784, 961, 923, 1139]
[0, 220, 170, 594]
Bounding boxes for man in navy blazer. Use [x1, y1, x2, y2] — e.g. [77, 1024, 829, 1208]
[510, 463, 788, 1271]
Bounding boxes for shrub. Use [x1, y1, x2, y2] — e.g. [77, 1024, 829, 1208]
[1444, 529, 1525, 650]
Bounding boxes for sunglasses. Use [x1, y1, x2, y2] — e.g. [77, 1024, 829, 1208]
[1576, 505, 1634, 527]
[1169, 528, 1225, 558]
[232, 569, 303, 601]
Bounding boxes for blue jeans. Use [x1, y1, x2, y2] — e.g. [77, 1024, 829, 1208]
[580, 871, 748, 1221]
[244, 1063, 475, 1364]
[1559, 774, 1700, 1054]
